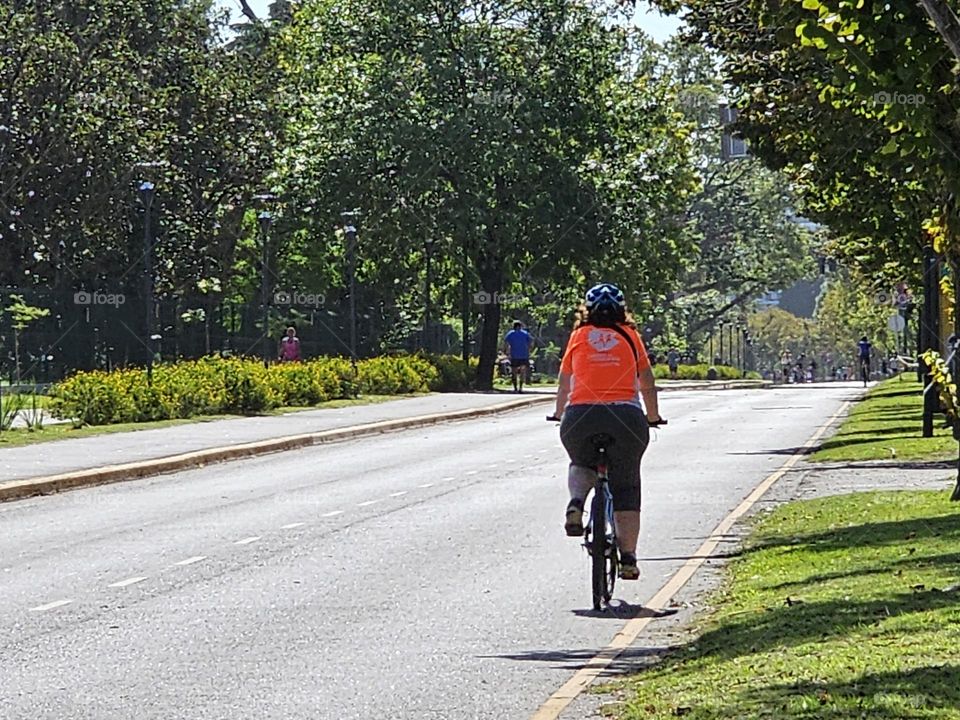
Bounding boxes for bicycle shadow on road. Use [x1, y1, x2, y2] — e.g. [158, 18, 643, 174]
[478, 644, 666, 676]
[570, 601, 679, 620]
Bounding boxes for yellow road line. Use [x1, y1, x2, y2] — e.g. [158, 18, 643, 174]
[530, 400, 850, 720]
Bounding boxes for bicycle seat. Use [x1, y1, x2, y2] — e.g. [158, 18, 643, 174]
[589, 433, 615, 451]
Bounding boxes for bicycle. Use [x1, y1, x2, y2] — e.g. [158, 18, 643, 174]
[859, 357, 869, 387]
[548, 414, 666, 610]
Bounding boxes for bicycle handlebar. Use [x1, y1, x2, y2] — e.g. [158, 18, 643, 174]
[546, 415, 668, 427]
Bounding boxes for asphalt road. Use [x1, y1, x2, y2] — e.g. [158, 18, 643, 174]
[0, 384, 862, 720]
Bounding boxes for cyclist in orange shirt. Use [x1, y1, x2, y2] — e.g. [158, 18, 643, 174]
[552, 283, 663, 580]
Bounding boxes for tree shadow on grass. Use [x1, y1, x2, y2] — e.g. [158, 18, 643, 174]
[764, 550, 960, 592]
[730, 664, 960, 719]
[811, 460, 955, 470]
[748, 511, 960, 554]
[670, 588, 959, 667]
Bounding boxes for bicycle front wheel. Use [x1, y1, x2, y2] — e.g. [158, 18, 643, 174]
[590, 491, 607, 610]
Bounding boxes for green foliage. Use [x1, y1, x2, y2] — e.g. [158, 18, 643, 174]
[920, 349, 960, 437]
[614, 489, 960, 718]
[0, 391, 24, 431]
[356, 356, 437, 396]
[419, 354, 478, 392]
[1, 0, 283, 330]
[659, 0, 944, 283]
[5, 295, 50, 331]
[277, 0, 700, 387]
[811, 377, 957, 462]
[48, 354, 466, 426]
[662, 42, 818, 337]
[652, 363, 743, 380]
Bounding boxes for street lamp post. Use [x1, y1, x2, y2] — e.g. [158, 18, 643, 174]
[728, 323, 735, 367]
[718, 320, 725, 366]
[341, 211, 359, 365]
[424, 236, 435, 353]
[736, 323, 743, 369]
[741, 328, 749, 377]
[138, 181, 156, 384]
[258, 210, 274, 367]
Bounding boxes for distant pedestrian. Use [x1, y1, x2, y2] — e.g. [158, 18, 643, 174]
[780, 349, 793, 382]
[667, 347, 680, 379]
[857, 336, 872, 386]
[503, 320, 534, 393]
[278, 326, 302, 363]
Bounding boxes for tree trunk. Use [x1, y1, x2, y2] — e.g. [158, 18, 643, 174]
[918, 0, 960, 63]
[474, 242, 503, 390]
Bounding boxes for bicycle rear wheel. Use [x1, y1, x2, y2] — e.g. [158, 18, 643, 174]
[590, 491, 607, 610]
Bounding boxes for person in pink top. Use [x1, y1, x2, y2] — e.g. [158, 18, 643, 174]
[278, 326, 302, 362]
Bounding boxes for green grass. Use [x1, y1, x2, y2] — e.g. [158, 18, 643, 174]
[2, 393, 52, 408]
[0, 393, 422, 449]
[809, 377, 957, 462]
[610, 490, 960, 719]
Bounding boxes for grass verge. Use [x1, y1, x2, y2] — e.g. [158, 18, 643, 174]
[0, 393, 421, 449]
[809, 376, 956, 462]
[609, 490, 960, 719]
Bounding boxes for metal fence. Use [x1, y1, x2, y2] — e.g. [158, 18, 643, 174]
[0, 286, 467, 384]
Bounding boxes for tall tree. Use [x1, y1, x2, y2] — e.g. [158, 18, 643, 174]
[278, 0, 698, 386]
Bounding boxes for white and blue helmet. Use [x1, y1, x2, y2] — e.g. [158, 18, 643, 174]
[584, 283, 626, 311]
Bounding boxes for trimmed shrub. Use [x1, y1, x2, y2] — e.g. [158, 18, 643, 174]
[653, 363, 743, 381]
[355, 356, 437, 395]
[49, 353, 459, 426]
[421, 354, 477, 391]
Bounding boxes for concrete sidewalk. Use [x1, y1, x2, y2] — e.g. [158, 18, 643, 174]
[0, 393, 548, 485]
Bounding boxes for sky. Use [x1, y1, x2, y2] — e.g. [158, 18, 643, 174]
[217, 1, 683, 42]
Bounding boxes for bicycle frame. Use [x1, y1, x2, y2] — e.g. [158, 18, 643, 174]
[585, 445, 618, 609]
[591, 449, 616, 546]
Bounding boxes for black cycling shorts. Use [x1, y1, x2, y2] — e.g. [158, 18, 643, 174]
[559, 403, 649, 512]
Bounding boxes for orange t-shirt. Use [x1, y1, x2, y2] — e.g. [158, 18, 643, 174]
[560, 323, 650, 405]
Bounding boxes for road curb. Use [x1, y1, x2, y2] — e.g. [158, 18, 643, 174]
[0, 394, 551, 504]
[660, 380, 770, 391]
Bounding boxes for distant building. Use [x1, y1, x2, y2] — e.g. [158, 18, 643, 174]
[720, 105, 749, 160]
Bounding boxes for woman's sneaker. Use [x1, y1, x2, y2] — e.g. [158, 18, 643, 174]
[619, 553, 640, 580]
[564, 499, 584, 537]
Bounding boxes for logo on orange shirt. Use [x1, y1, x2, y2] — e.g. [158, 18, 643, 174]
[587, 328, 620, 352]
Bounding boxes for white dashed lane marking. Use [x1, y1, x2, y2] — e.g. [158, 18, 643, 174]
[108, 576, 148, 588]
[175, 556, 206, 566]
[23, 461, 495, 616]
[29, 599, 73, 612]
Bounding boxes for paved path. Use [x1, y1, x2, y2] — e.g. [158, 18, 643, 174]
[0, 393, 542, 482]
[0, 384, 862, 720]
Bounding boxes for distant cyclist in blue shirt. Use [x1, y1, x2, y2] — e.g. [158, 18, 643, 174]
[504, 321, 534, 393]
[857, 336, 872, 387]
